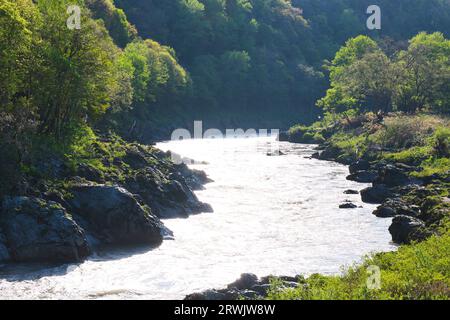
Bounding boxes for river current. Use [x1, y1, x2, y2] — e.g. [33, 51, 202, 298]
[0, 137, 396, 299]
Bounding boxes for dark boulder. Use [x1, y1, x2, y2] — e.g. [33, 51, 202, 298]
[375, 164, 416, 187]
[172, 165, 213, 191]
[227, 273, 259, 290]
[344, 189, 359, 195]
[389, 215, 429, 244]
[346, 170, 378, 183]
[124, 167, 212, 219]
[349, 159, 370, 174]
[185, 289, 239, 301]
[251, 284, 272, 296]
[373, 205, 397, 218]
[0, 197, 90, 263]
[311, 152, 320, 159]
[68, 184, 165, 246]
[339, 203, 358, 209]
[373, 199, 421, 218]
[318, 146, 341, 161]
[361, 184, 395, 204]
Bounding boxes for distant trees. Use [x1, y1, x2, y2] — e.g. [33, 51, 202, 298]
[318, 33, 450, 117]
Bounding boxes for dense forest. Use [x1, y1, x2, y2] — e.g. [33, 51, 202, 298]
[113, 0, 450, 133]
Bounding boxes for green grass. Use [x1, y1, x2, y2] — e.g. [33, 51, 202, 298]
[268, 227, 450, 300]
[414, 158, 450, 178]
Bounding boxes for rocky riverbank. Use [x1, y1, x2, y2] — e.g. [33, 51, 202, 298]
[187, 114, 450, 300]
[0, 135, 212, 264]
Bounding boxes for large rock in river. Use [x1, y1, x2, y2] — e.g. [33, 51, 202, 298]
[0, 197, 90, 263]
[68, 184, 166, 245]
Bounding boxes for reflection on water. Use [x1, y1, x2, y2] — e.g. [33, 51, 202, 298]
[0, 137, 396, 299]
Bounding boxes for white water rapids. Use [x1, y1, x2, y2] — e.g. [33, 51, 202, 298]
[0, 137, 396, 299]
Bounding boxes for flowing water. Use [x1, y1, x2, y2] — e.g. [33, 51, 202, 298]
[0, 137, 396, 299]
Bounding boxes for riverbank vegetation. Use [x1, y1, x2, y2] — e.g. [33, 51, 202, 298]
[276, 32, 449, 300]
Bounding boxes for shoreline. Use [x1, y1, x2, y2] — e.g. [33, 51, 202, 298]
[185, 116, 450, 300]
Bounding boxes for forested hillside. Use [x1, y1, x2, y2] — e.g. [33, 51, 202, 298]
[114, 0, 450, 134]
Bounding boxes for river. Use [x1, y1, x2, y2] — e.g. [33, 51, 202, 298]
[0, 137, 396, 299]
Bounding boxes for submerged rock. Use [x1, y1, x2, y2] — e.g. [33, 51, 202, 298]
[68, 184, 165, 246]
[344, 189, 359, 195]
[0, 197, 90, 263]
[339, 202, 358, 209]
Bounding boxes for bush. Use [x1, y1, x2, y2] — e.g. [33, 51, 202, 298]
[434, 127, 450, 158]
[268, 229, 450, 300]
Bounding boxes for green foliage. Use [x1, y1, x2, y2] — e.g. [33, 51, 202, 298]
[385, 146, 433, 165]
[433, 127, 450, 158]
[395, 32, 450, 113]
[34, 0, 119, 136]
[0, 0, 39, 104]
[318, 32, 449, 117]
[268, 229, 450, 300]
[86, 0, 137, 48]
[115, 0, 326, 126]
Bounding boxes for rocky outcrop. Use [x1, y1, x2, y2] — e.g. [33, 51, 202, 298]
[373, 198, 421, 218]
[68, 184, 166, 245]
[349, 159, 370, 174]
[185, 273, 304, 300]
[0, 197, 90, 263]
[374, 164, 419, 187]
[74, 142, 213, 220]
[346, 170, 378, 183]
[361, 184, 395, 204]
[124, 166, 213, 219]
[389, 215, 429, 244]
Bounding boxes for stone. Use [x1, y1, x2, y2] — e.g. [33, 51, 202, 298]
[361, 184, 395, 204]
[0, 197, 90, 263]
[389, 215, 428, 244]
[68, 184, 165, 246]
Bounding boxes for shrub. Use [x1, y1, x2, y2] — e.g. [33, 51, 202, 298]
[433, 127, 450, 157]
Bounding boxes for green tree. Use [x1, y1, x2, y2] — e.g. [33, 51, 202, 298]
[337, 51, 396, 112]
[395, 32, 450, 113]
[0, 0, 38, 104]
[318, 36, 380, 114]
[34, 0, 118, 136]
